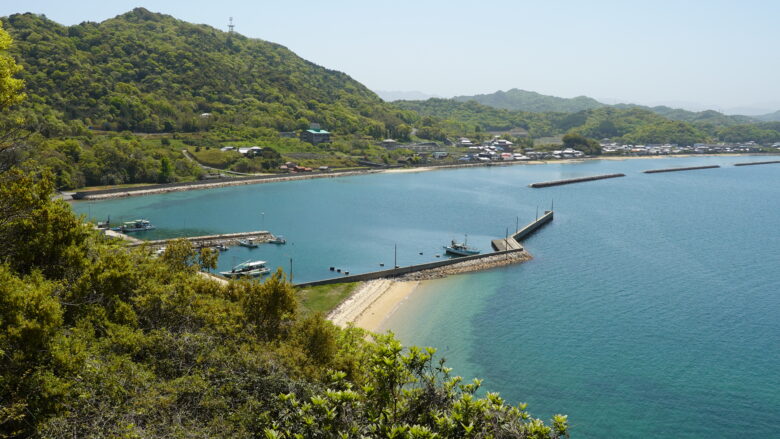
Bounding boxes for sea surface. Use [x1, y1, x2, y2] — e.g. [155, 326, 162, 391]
[73, 156, 780, 437]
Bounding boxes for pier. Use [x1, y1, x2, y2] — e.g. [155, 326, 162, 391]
[125, 230, 273, 248]
[297, 211, 554, 287]
[492, 210, 554, 251]
[733, 160, 780, 166]
[529, 174, 625, 188]
[643, 165, 720, 174]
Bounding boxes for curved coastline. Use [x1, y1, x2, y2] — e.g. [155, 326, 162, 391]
[67, 153, 770, 201]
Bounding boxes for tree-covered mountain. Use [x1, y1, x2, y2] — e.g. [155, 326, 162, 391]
[453, 88, 605, 113]
[757, 110, 780, 122]
[395, 98, 780, 145]
[1, 8, 414, 137]
[450, 88, 764, 127]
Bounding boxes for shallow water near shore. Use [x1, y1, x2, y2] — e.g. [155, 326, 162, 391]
[73, 156, 780, 437]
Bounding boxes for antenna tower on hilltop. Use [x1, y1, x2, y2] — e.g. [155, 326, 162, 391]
[228, 17, 235, 33]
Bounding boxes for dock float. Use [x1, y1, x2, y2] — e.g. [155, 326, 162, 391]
[529, 174, 625, 188]
[733, 160, 780, 166]
[643, 165, 720, 174]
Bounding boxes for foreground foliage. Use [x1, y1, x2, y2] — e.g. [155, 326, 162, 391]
[0, 171, 568, 438]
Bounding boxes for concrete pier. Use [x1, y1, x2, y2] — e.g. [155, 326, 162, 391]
[643, 165, 720, 173]
[125, 230, 273, 248]
[529, 174, 625, 188]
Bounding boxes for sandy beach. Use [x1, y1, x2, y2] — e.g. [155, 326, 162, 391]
[328, 279, 420, 331]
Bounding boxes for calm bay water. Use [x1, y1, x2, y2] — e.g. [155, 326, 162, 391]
[73, 156, 780, 437]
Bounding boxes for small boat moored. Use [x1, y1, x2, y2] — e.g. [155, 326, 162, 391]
[270, 235, 286, 245]
[238, 238, 259, 248]
[113, 219, 155, 233]
[219, 260, 270, 278]
[443, 236, 480, 257]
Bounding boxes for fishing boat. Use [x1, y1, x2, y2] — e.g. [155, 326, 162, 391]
[270, 235, 286, 245]
[238, 238, 258, 248]
[214, 244, 229, 251]
[443, 236, 480, 256]
[219, 260, 270, 278]
[113, 219, 155, 233]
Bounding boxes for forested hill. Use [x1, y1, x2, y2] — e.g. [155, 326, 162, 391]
[453, 88, 605, 113]
[1, 8, 412, 135]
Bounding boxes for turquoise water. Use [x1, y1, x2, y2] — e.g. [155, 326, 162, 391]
[73, 156, 780, 437]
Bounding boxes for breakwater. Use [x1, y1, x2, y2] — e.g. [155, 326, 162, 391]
[643, 165, 720, 173]
[294, 247, 528, 287]
[298, 211, 554, 287]
[733, 160, 780, 166]
[529, 174, 625, 188]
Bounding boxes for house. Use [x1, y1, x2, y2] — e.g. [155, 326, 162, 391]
[381, 139, 399, 149]
[300, 129, 331, 145]
[238, 146, 264, 156]
[458, 137, 475, 147]
[432, 151, 449, 159]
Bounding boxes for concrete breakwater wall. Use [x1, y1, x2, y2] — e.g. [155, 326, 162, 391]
[643, 165, 720, 174]
[529, 173, 625, 188]
[733, 160, 780, 166]
[294, 248, 527, 288]
[297, 211, 554, 287]
[514, 210, 554, 241]
[127, 230, 272, 248]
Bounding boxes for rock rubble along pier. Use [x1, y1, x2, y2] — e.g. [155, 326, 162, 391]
[643, 165, 720, 173]
[528, 174, 625, 188]
[126, 230, 273, 248]
[733, 160, 780, 166]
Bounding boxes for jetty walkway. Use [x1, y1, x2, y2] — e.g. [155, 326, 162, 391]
[121, 230, 274, 248]
[295, 211, 554, 287]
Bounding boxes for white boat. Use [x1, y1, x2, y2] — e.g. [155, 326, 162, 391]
[270, 235, 286, 244]
[114, 219, 155, 232]
[238, 238, 258, 248]
[219, 260, 270, 278]
[443, 235, 480, 256]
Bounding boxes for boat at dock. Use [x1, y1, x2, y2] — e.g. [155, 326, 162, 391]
[219, 260, 270, 278]
[113, 219, 155, 233]
[444, 237, 480, 256]
[238, 238, 258, 248]
[270, 235, 286, 244]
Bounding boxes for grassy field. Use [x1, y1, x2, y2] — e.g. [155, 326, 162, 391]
[297, 282, 359, 315]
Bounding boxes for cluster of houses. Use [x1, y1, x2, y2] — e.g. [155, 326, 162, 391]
[601, 141, 769, 155]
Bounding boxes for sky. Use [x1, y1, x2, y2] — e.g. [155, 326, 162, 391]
[2, 0, 779, 114]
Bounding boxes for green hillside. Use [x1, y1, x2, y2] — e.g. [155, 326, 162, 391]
[453, 88, 605, 113]
[1, 8, 413, 137]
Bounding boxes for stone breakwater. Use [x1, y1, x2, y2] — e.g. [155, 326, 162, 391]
[399, 250, 532, 281]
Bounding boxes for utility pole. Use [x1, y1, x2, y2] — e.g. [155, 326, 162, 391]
[289, 257, 293, 283]
[394, 244, 397, 268]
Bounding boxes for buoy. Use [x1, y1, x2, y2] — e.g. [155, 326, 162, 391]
[419, 252, 423, 255]
[329, 266, 335, 271]
[379, 263, 384, 267]
[336, 269, 341, 273]
[344, 271, 349, 275]
[435, 254, 440, 258]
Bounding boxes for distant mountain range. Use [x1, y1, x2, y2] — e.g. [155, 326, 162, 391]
[411, 88, 780, 125]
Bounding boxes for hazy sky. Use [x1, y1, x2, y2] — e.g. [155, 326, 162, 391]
[2, 0, 779, 113]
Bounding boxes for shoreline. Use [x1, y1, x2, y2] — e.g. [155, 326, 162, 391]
[328, 250, 532, 331]
[68, 153, 775, 201]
